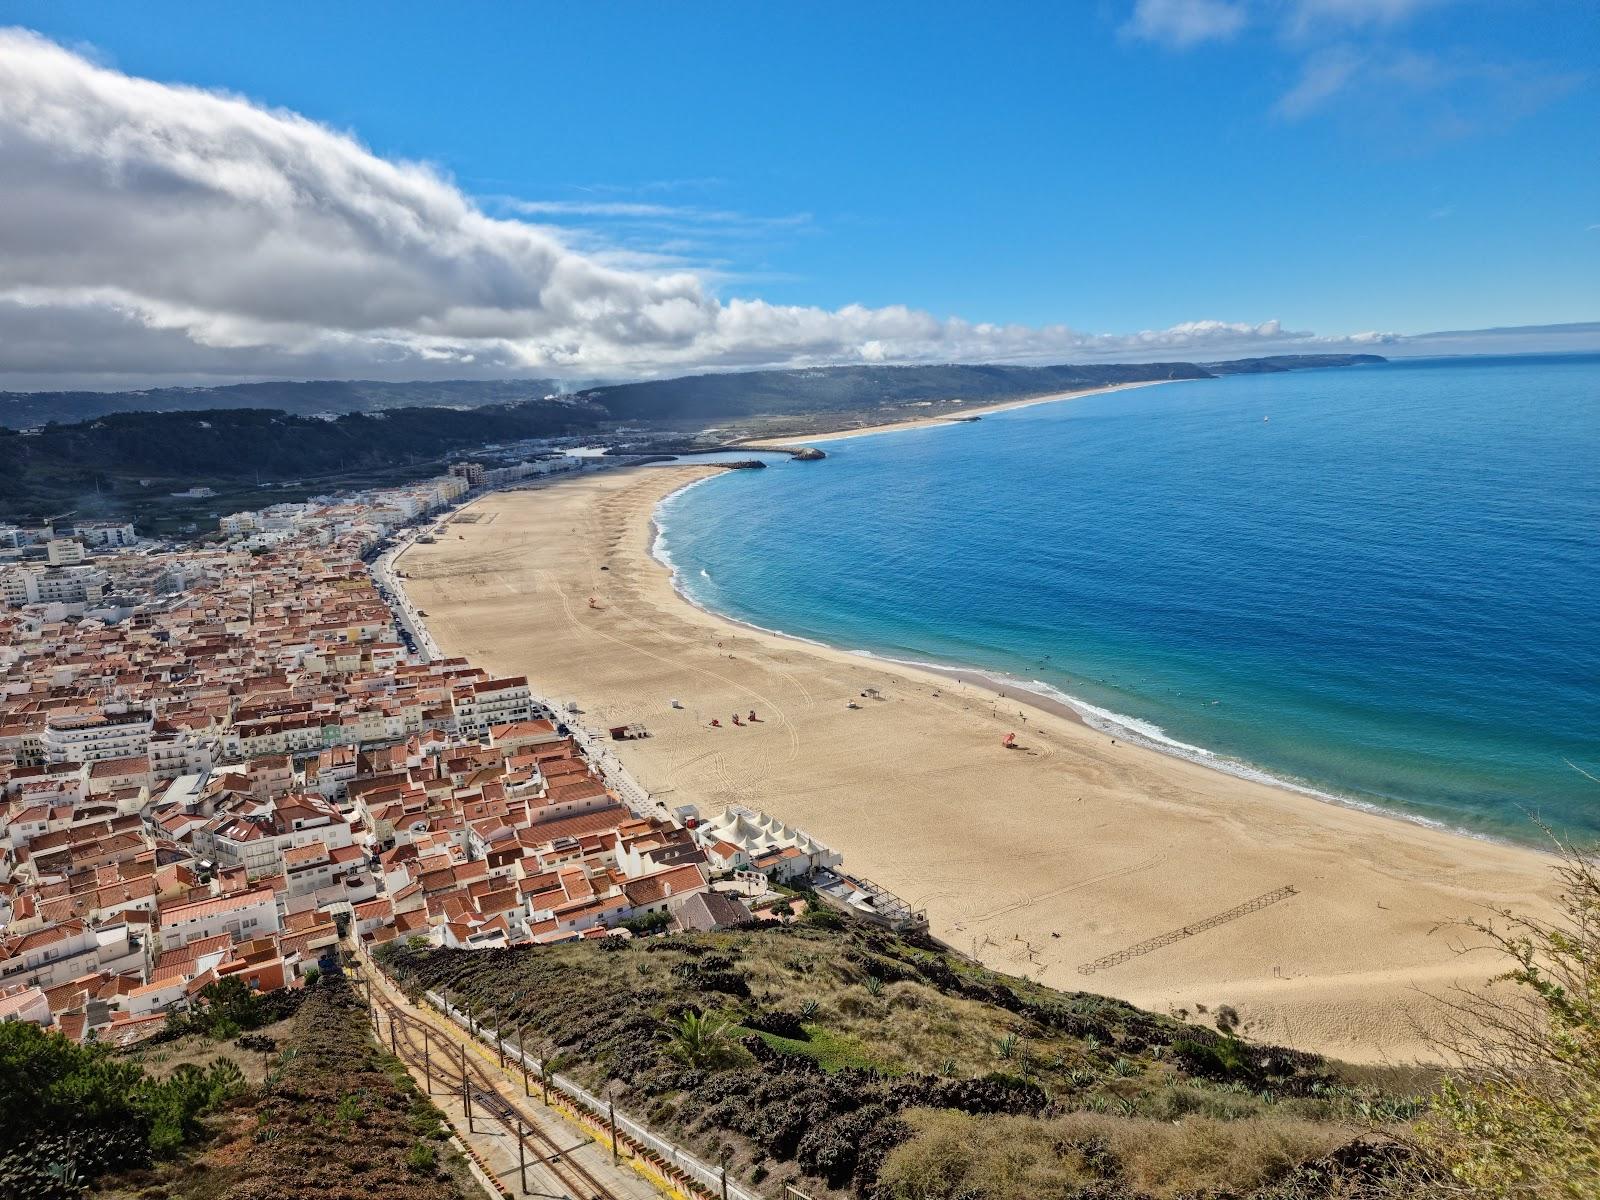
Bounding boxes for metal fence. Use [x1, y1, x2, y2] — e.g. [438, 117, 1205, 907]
[427, 989, 765, 1200]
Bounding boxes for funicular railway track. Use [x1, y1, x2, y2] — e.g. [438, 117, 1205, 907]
[362, 971, 629, 1200]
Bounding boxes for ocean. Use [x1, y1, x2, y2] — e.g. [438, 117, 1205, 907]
[653, 354, 1600, 843]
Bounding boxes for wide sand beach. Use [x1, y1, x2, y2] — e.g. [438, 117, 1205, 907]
[402, 424, 1561, 1065]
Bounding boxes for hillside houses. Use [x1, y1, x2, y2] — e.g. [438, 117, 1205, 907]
[0, 481, 856, 1045]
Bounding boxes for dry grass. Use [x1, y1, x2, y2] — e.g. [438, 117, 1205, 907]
[878, 1108, 1354, 1199]
[123, 1015, 296, 1086]
[737, 942, 1117, 1085]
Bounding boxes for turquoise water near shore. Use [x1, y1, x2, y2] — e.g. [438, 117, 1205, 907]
[654, 355, 1600, 843]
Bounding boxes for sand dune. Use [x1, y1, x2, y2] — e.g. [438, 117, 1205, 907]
[404, 464, 1559, 1064]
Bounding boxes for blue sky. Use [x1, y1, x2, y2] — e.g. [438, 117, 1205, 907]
[0, 1, 1594, 385]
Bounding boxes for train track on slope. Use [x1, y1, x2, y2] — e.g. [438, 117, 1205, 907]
[362, 971, 628, 1200]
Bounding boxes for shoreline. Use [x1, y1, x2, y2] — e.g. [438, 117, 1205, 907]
[651, 483, 1537, 856]
[742, 378, 1178, 446]
[407, 462, 1559, 1064]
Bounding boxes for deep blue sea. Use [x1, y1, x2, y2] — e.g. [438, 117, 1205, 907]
[654, 355, 1600, 843]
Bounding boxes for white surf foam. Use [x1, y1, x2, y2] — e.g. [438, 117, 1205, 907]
[647, 462, 1503, 846]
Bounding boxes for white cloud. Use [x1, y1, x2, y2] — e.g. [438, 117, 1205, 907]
[1275, 48, 1365, 116]
[0, 28, 1390, 390]
[503, 199, 812, 231]
[1124, 0, 1248, 48]
[1287, 0, 1442, 32]
[1129, 0, 1442, 46]
[1272, 44, 1585, 127]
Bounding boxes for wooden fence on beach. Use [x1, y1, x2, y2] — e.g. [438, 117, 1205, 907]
[1076, 884, 1299, 975]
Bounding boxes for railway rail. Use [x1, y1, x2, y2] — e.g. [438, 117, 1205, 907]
[359, 964, 627, 1200]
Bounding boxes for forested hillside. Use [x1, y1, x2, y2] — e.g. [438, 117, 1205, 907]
[1, 356, 1385, 430]
[0, 379, 561, 428]
[0, 402, 606, 527]
[575, 362, 1215, 422]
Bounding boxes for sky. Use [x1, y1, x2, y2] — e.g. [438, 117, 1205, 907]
[0, 0, 1595, 388]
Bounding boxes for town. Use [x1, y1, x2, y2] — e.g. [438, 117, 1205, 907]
[0, 463, 905, 1043]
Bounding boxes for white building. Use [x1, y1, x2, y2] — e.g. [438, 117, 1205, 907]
[157, 886, 281, 951]
[688, 806, 843, 882]
[44, 708, 154, 765]
[0, 921, 145, 990]
[454, 677, 534, 735]
[0, 565, 111, 608]
[45, 539, 86, 566]
[74, 522, 139, 548]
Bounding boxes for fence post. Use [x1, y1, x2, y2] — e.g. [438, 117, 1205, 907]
[520, 1024, 530, 1095]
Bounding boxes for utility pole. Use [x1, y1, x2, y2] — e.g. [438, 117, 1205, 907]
[519, 1024, 530, 1095]
[461, 1044, 471, 1131]
[423, 1026, 431, 1094]
[608, 1087, 618, 1166]
[517, 1120, 527, 1194]
[389, 1016, 398, 1055]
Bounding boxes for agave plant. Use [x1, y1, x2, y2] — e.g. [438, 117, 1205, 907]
[863, 975, 885, 997]
[661, 1010, 740, 1068]
[996, 1032, 1020, 1060]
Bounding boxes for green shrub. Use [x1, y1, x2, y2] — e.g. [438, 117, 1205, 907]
[621, 910, 673, 936]
[405, 1141, 437, 1173]
[1402, 836, 1600, 1198]
[804, 906, 845, 931]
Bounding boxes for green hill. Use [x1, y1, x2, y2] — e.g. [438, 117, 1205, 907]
[376, 914, 1425, 1199]
[0, 356, 1386, 430]
[0, 379, 561, 429]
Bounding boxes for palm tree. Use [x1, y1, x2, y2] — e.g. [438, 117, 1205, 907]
[661, 1010, 739, 1068]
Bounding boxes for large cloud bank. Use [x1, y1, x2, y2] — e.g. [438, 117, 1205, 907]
[0, 29, 1387, 389]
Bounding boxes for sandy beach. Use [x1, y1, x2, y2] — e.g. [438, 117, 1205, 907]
[743, 379, 1174, 445]
[403, 461, 1561, 1065]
